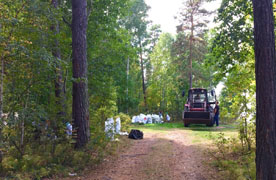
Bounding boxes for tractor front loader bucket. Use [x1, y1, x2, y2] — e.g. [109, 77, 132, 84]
[183, 111, 213, 127]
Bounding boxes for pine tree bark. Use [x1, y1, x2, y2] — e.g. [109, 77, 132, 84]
[252, 0, 276, 179]
[72, 0, 90, 148]
[0, 22, 2, 120]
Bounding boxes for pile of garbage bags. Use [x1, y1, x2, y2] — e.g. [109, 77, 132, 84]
[131, 114, 164, 124]
[104, 113, 168, 140]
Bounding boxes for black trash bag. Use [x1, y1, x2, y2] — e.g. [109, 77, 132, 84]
[128, 129, 143, 140]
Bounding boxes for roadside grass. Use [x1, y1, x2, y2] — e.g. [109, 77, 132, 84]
[186, 124, 238, 143]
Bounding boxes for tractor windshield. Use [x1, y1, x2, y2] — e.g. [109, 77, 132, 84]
[192, 93, 206, 103]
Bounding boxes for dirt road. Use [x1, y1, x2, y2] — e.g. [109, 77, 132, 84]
[67, 128, 221, 180]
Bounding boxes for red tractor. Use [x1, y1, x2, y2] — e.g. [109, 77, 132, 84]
[182, 88, 216, 127]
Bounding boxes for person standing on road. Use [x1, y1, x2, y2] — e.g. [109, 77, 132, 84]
[214, 101, 220, 126]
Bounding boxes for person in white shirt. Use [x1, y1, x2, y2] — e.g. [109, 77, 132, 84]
[166, 113, 170, 122]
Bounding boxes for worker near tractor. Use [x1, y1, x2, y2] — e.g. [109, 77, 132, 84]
[214, 101, 220, 126]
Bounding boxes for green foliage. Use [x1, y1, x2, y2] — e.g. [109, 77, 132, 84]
[0, 0, 139, 178]
[71, 151, 91, 170]
[116, 113, 131, 132]
[87, 0, 143, 115]
[1, 143, 62, 179]
[1, 140, 98, 179]
[89, 105, 118, 162]
[2, 156, 18, 172]
[209, 0, 256, 127]
[238, 118, 255, 152]
[124, 0, 151, 46]
[174, 0, 215, 90]
[147, 33, 177, 114]
[0, 0, 260, 179]
[90, 106, 115, 150]
[211, 0, 253, 77]
[146, 30, 215, 118]
[172, 33, 216, 90]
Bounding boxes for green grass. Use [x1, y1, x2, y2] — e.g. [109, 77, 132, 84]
[185, 124, 238, 141]
[131, 122, 184, 131]
[130, 122, 238, 142]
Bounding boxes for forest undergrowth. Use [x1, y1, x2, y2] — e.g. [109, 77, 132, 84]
[0, 113, 131, 180]
[209, 121, 256, 180]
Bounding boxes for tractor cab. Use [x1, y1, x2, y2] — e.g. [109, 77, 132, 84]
[188, 89, 208, 111]
[182, 88, 216, 127]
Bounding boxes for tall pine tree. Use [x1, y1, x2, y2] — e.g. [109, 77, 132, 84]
[72, 0, 90, 148]
[252, 0, 276, 178]
[176, 0, 211, 88]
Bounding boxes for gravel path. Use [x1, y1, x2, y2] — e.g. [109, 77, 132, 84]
[65, 129, 221, 180]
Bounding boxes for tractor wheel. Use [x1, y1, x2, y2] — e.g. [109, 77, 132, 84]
[206, 123, 214, 127]
[206, 120, 214, 127]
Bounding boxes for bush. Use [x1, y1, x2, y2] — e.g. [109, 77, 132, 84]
[90, 106, 112, 156]
[71, 150, 91, 170]
[116, 113, 131, 132]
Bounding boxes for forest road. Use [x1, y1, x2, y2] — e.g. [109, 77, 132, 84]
[67, 129, 221, 180]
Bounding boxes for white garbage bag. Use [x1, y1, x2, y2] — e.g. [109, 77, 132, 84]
[167, 114, 171, 121]
[132, 116, 136, 123]
[152, 114, 160, 124]
[119, 132, 129, 136]
[135, 116, 140, 123]
[146, 114, 152, 124]
[139, 114, 147, 124]
[105, 118, 115, 140]
[115, 117, 121, 134]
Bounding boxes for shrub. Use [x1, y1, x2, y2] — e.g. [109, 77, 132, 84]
[116, 113, 131, 132]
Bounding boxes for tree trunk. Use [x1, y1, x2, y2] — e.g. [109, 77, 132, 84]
[139, 42, 147, 110]
[72, 0, 90, 148]
[51, 0, 66, 123]
[252, 0, 276, 179]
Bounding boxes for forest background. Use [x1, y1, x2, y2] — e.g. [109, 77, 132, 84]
[0, 0, 263, 179]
